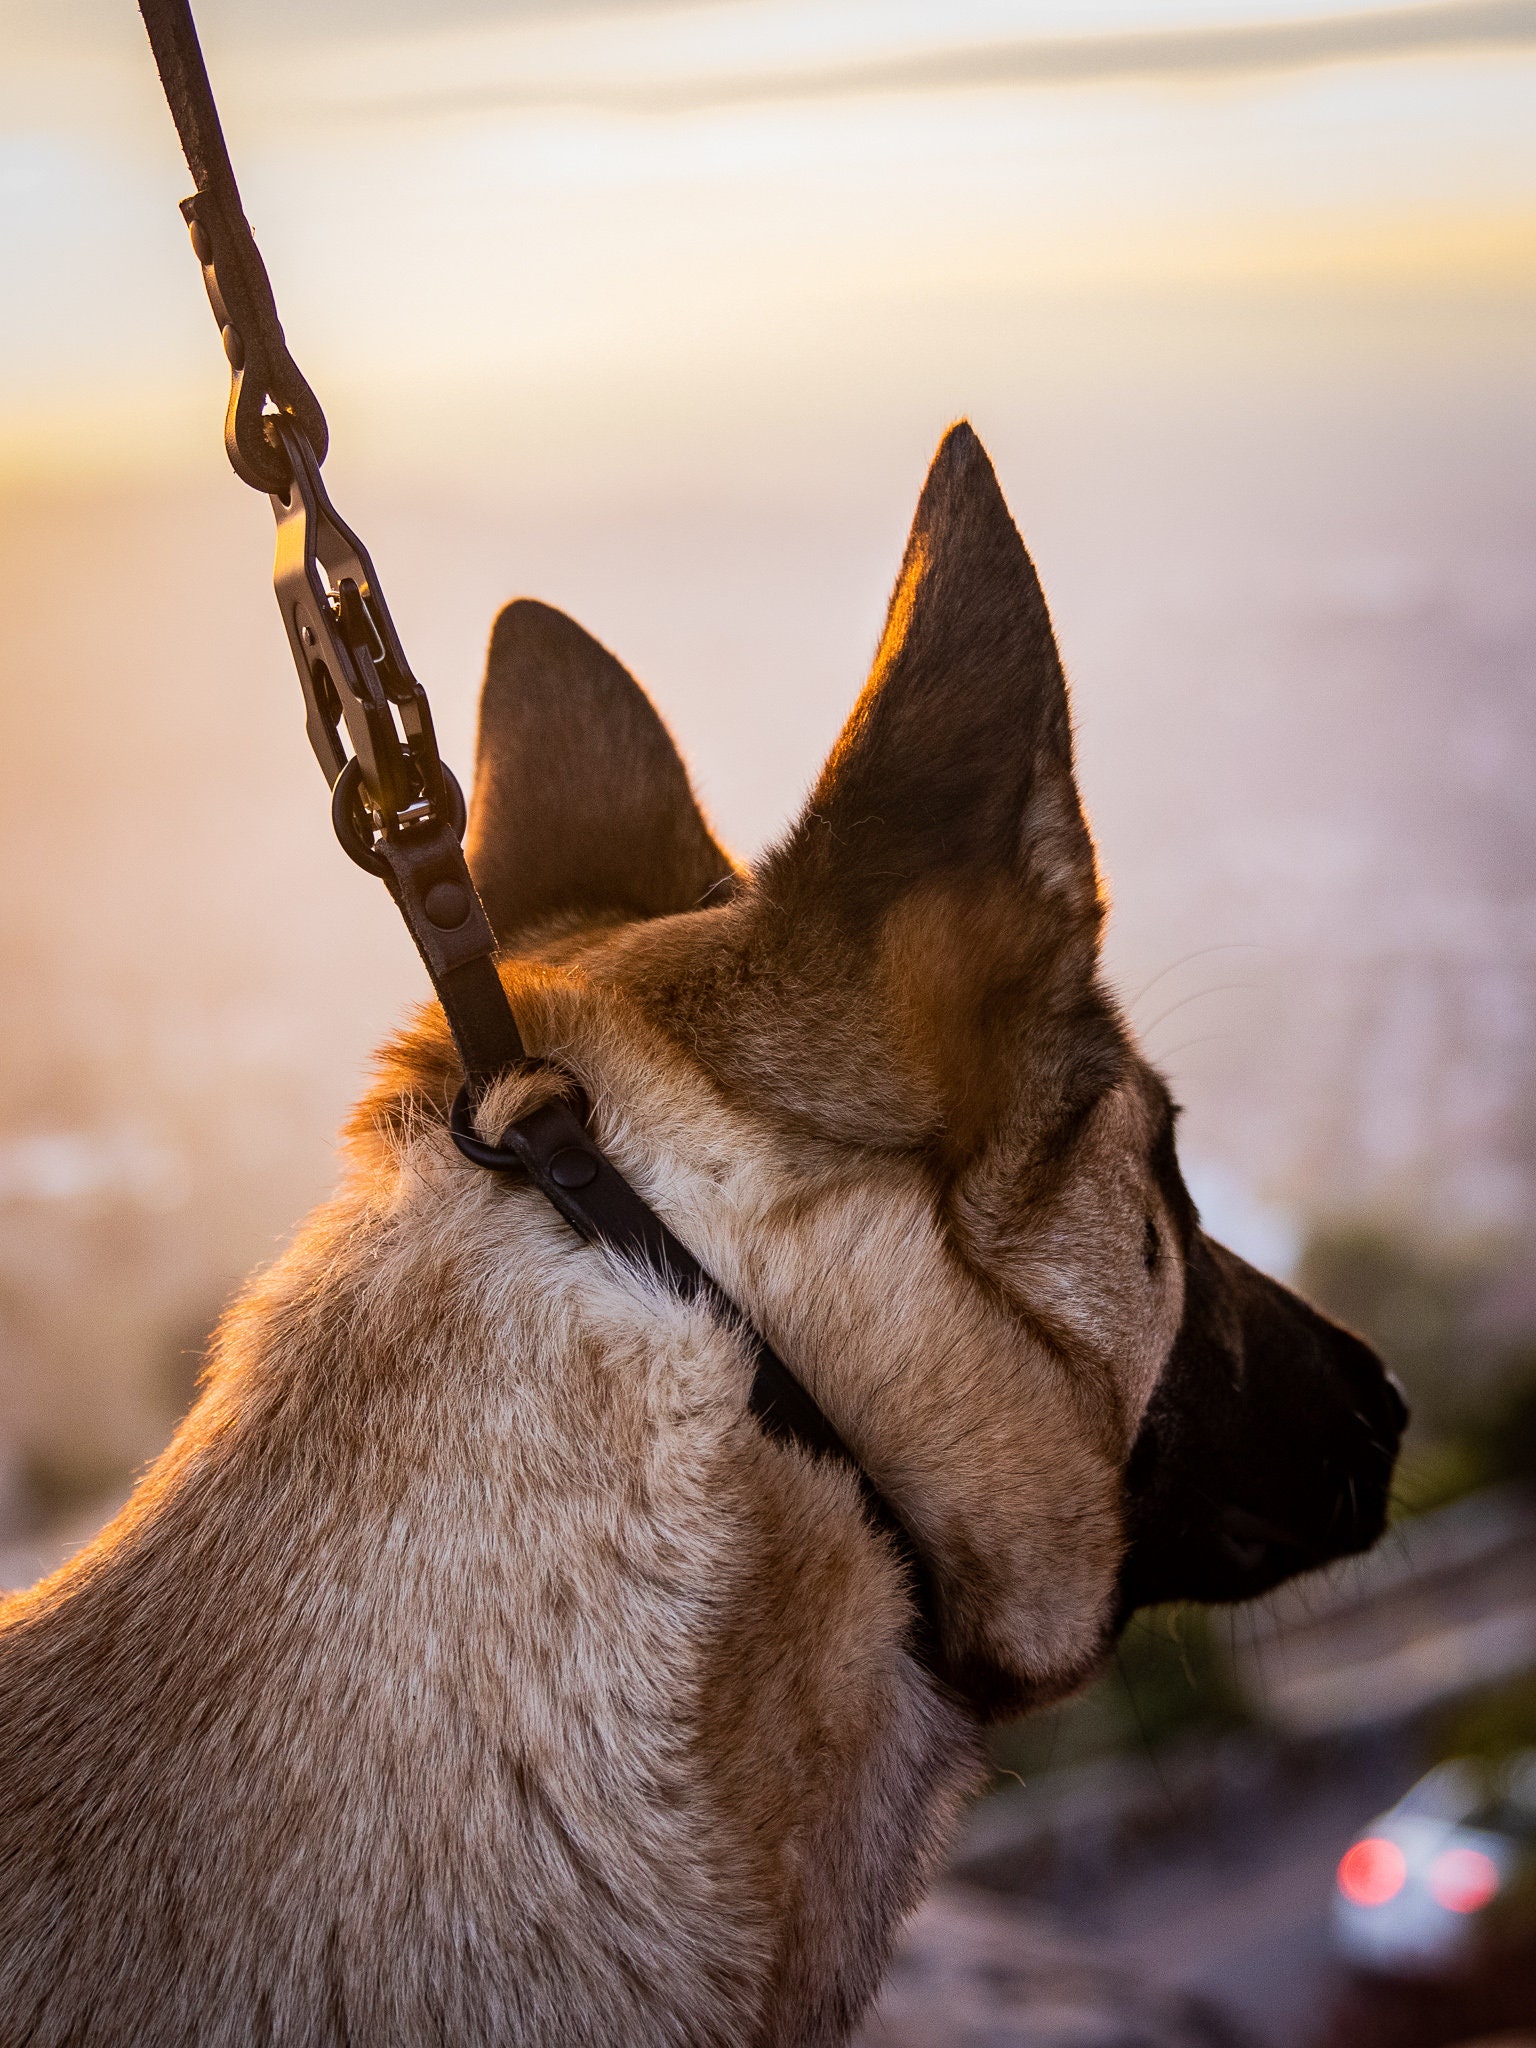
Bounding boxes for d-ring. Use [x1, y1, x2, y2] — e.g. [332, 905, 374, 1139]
[330, 757, 468, 876]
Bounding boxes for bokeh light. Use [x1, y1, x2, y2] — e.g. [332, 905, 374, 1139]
[1427, 1843, 1502, 1916]
[1337, 1835, 1409, 1908]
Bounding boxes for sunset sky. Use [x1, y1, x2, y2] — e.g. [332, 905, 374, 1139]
[2, 0, 1532, 485]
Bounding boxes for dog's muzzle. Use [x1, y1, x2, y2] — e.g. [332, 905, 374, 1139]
[1116, 1234, 1409, 1617]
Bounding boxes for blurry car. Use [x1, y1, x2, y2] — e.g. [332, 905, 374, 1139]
[1333, 1754, 1536, 1979]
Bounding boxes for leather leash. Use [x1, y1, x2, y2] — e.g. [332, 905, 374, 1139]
[136, 0, 943, 1675]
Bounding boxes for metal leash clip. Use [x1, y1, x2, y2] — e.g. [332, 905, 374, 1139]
[267, 414, 492, 987]
[268, 416, 465, 870]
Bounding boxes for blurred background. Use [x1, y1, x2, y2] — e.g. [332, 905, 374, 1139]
[2, 1, 1534, 2041]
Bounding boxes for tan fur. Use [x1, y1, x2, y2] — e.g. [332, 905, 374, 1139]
[0, 425, 1206, 2044]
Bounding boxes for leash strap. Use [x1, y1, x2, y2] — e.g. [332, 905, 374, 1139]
[139, 0, 327, 494]
[137, 0, 944, 1673]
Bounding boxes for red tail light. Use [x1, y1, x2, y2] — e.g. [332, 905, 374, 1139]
[1428, 1845, 1500, 1915]
[1338, 1836, 1407, 1907]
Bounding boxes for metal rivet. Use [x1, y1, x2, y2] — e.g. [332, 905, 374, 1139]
[422, 882, 470, 929]
[188, 220, 213, 266]
[221, 324, 245, 370]
[548, 1148, 599, 1191]
[300, 624, 315, 647]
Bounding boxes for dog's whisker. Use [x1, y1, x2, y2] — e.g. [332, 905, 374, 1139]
[1138, 982, 1260, 1046]
[1123, 944, 1266, 1017]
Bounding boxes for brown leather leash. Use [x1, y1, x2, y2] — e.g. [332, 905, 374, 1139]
[136, 0, 944, 1678]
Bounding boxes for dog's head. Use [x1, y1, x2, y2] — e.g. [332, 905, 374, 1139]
[451, 422, 1404, 1719]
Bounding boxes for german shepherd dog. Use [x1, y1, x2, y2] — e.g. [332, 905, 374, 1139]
[0, 424, 1404, 2045]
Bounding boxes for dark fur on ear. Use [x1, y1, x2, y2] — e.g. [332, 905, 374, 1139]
[766, 419, 1099, 940]
[466, 599, 738, 949]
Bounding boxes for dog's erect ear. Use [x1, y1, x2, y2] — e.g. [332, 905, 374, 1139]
[466, 600, 738, 949]
[733, 423, 1108, 1148]
[768, 420, 1097, 938]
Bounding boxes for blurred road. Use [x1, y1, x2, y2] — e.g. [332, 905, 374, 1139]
[860, 1730, 1425, 2045]
[1057, 1734, 1415, 2041]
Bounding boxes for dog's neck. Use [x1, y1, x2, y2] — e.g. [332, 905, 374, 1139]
[0, 1038, 980, 2046]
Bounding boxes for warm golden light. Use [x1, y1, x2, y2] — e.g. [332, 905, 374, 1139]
[1, 2, 1533, 1490]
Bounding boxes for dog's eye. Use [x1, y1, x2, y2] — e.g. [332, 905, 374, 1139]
[1142, 1216, 1160, 1275]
